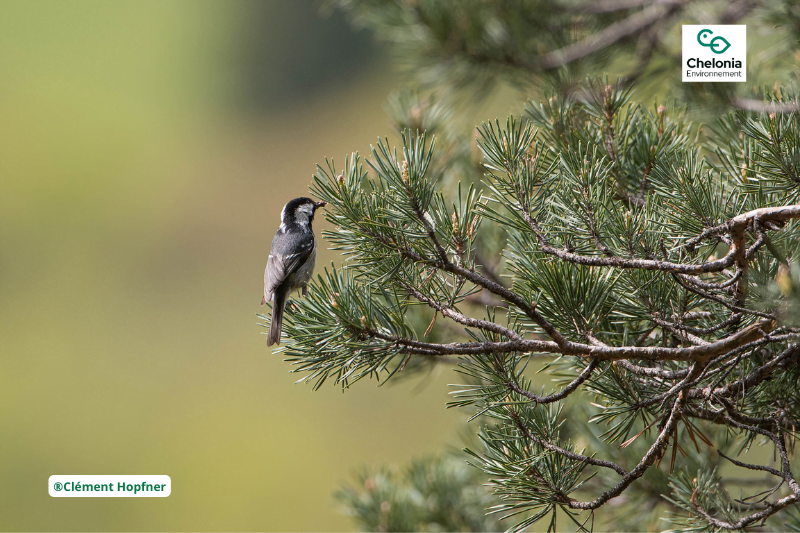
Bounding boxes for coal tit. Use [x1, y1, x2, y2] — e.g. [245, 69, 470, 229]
[262, 197, 326, 346]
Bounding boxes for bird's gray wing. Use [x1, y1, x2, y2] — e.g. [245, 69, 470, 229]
[262, 233, 314, 305]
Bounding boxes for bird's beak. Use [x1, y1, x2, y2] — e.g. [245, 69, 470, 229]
[314, 201, 327, 210]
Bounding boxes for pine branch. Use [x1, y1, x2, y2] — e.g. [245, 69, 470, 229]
[575, 0, 686, 14]
[288, 85, 800, 532]
[567, 395, 684, 510]
[732, 98, 800, 114]
[521, 205, 800, 275]
[531, 1, 689, 70]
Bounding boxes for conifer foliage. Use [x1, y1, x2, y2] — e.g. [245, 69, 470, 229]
[260, 81, 800, 530]
[258, 1, 800, 529]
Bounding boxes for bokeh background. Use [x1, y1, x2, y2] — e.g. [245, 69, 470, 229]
[0, 1, 485, 529]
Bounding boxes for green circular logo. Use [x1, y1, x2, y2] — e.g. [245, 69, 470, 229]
[697, 28, 731, 54]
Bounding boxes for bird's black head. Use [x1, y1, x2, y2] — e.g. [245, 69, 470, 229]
[280, 197, 326, 229]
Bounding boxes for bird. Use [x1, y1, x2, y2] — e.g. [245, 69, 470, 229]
[262, 197, 326, 346]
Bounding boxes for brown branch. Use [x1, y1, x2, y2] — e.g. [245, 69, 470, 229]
[691, 407, 800, 529]
[405, 190, 570, 347]
[774, 423, 800, 498]
[718, 0, 757, 24]
[616, 360, 689, 379]
[691, 494, 798, 530]
[523, 205, 800, 275]
[375, 247, 777, 362]
[629, 335, 792, 410]
[568, 395, 684, 510]
[671, 271, 777, 320]
[689, 342, 800, 399]
[401, 281, 522, 340]
[354, 206, 783, 364]
[657, 313, 742, 337]
[635, 362, 711, 408]
[399, 251, 573, 349]
[357, 317, 777, 365]
[410, 195, 450, 262]
[652, 316, 709, 346]
[533, 1, 688, 69]
[364, 329, 557, 356]
[679, 269, 743, 291]
[573, 0, 685, 14]
[508, 409, 629, 477]
[717, 450, 784, 478]
[732, 98, 800, 114]
[506, 358, 599, 404]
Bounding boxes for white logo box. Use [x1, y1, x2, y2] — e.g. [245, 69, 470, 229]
[682, 25, 747, 83]
[49, 475, 171, 497]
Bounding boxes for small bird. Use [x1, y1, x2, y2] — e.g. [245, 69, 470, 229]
[262, 197, 326, 346]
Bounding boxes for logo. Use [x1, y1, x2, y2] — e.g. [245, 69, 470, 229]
[49, 475, 171, 497]
[682, 25, 746, 82]
[696, 29, 731, 54]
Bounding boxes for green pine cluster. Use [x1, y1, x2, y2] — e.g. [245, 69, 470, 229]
[335, 455, 504, 532]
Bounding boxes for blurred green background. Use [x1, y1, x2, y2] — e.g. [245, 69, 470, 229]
[0, 1, 468, 530]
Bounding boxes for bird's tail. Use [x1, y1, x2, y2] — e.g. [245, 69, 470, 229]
[267, 291, 286, 346]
